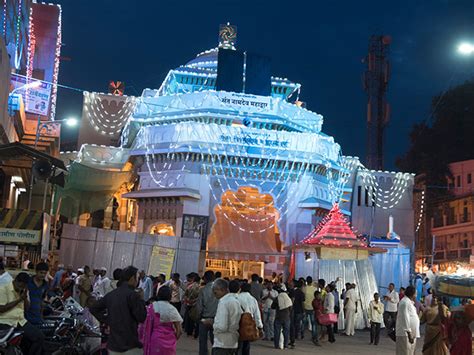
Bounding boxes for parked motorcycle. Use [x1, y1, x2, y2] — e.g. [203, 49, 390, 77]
[0, 325, 23, 355]
[40, 297, 101, 355]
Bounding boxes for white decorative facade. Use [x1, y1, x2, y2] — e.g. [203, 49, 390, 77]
[64, 42, 415, 279]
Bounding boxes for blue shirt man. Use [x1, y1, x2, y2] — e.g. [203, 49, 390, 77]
[51, 264, 65, 289]
[25, 262, 49, 324]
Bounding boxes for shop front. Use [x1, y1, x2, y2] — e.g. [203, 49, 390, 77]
[0, 208, 50, 268]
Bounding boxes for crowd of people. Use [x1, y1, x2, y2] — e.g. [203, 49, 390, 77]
[0, 261, 471, 355]
[385, 282, 472, 355]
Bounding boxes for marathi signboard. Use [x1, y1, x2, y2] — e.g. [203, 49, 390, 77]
[148, 246, 176, 278]
[0, 228, 41, 244]
[0, 208, 44, 245]
[218, 92, 271, 111]
[11, 74, 52, 116]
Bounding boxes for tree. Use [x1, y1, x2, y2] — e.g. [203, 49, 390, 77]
[397, 79, 474, 188]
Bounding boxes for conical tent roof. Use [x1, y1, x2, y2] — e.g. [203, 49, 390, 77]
[301, 203, 367, 248]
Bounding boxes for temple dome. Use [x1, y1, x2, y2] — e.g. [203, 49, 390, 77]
[185, 48, 218, 70]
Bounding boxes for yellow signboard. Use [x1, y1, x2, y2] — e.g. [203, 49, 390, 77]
[316, 247, 369, 260]
[148, 246, 176, 278]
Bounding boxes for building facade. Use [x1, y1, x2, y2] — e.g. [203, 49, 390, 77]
[416, 160, 474, 271]
[59, 29, 415, 280]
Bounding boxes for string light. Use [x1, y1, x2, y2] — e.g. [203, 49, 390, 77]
[116, 47, 417, 238]
[415, 190, 425, 232]
[14, 0, 22, 69]
[84, 91, 136, 135]
[301, 203, 369, 249]
[49, 3, 62, 120]
[132, 90, 324, 134]
[2, 0, 7, 37]
[359, 168, 412, 209]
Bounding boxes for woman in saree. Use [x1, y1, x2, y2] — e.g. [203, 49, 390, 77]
[420, 296, 449, 355]
[440, 304, 472, 355]
[141, 285, 183, 355]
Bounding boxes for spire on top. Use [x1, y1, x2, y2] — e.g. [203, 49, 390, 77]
[218, 23, 237, 50]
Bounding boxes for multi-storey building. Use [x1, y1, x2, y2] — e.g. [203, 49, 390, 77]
[416, 160, 474, 271]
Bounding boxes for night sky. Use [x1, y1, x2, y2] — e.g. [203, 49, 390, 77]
[53, 0, 474, 170]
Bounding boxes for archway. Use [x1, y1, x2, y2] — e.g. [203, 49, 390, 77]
[149, 223, 175, 236]
[206, 186, 284, 279]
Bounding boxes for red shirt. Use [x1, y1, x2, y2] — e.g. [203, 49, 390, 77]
[312, 298, 323, 318]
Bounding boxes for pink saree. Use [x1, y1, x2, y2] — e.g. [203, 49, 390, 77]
[141, 304, 178, 355]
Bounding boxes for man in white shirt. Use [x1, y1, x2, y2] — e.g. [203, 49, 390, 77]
[235, 282, 263, 355]
[261, 281, 278, 340]
[73, 268, 84, 302]
[395, 286, 420, 355]
[138, 270, 153, 302]
[94, 267, 113, 298]
[323, 284, 336, 343]
[383, 282, 400, 339]
[344, 283, 359, 336]
[368, 292, 384, 345]
[203, 278, 241, 355]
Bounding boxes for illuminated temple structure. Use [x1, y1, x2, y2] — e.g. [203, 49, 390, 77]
[59, 26, 414, 304]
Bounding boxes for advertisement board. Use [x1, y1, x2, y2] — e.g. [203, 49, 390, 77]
[148, 246, 176, 278]
[10, 74, 52, 116]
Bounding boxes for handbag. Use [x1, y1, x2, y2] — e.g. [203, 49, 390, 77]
[189, 305, 200, 322]
[238, 308, 259, 342]
[317, 313, 338, 325]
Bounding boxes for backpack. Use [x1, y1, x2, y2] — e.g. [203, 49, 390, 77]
[238, 310, 259, 342]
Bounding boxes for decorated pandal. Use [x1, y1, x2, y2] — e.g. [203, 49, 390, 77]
[61, 26, 415, 306]
[288, 203, 386, 329]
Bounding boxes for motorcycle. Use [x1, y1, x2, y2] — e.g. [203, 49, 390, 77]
[0, 325, 23, 355]
[40, 297, 102, 355]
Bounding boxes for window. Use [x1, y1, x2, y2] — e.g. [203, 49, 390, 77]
[468, 174, 472, 184]
[457, 175, 461, 187]
[357, 186, 361, 206]
[463, 207, 469, 223]
[365, 188, 369, 207]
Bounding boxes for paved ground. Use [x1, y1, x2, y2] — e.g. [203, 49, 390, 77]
[176, 329, 424, 354]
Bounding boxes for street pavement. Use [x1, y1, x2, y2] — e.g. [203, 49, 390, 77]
[176, 329, 424, 354]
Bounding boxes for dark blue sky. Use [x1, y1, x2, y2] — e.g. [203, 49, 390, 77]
[54, 0, 474, 170]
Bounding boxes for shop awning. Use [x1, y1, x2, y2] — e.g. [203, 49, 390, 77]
[53, 162, 131, 219]
[0, 142, 66, 170]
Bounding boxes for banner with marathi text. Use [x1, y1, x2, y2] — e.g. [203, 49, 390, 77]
[0, 208, 44, 245]
[11, 74, 52, 116]
[148, 246, 176, 278]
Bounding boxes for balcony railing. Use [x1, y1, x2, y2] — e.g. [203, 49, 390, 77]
[433, 248, 472, 261]
[459, 213, 471, 223]
[432, 212, 472, 228]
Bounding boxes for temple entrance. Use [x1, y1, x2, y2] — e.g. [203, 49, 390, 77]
[206, 186, 283, 279]
[149, 223, 175, 236]
[205, 259, 264, 279]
